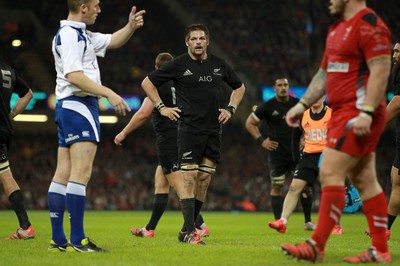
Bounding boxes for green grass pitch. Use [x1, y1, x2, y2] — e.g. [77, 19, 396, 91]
[0, 210, 398, 265]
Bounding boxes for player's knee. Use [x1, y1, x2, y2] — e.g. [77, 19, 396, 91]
[287, 184, 301, 195]
[154, 180, 169, 192]
[0, 161, 10, 174]
[318, 166, 334, 183]
[301, 185, 313, 199]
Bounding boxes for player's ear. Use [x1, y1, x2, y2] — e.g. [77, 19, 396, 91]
[80, 3, 87, 14]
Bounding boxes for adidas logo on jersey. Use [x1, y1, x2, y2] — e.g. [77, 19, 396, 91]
[272, 110, 279, 116]
[183, 69, 193, 76]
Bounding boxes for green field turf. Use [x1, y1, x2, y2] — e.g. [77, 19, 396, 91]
[0, 210, 397, 265]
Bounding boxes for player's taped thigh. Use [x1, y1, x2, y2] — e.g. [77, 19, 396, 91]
[0, 161, 10, 174]
[180, 163, 199, 172]
[271, 174, 285, 185]
[198, 164, 216, 174]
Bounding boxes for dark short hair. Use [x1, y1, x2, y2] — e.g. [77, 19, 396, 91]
[273, 76, 288, 86]
[185, 24, 209, 42]
[155, 52, 173, 68]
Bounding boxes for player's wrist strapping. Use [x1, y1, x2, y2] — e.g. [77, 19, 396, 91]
[226, 104, 236, 116]
[154, 99, 166, 113]
[298, 98, 309, 109]
[256, 136, 264, 145]
[358, 104, 375, 117]
[9, 109, 17, 119]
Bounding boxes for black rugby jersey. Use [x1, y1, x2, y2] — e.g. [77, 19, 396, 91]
[0, 62, 30, 136]
[151, 80, 177, 131]
[254, 96, 299, 155]
[393, 69, 400, 145]
[148, 53, 243, 134]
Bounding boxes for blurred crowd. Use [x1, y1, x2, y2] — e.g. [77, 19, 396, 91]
[1, 0, 186, 96]
[2, 0, 397, 98]
[176, 0, 399, 88]
[0, 0, 398, 211]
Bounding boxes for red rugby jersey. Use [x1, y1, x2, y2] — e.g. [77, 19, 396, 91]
[321, 8, 391, 111]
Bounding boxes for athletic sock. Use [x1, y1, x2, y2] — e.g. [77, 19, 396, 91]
[48, 182, 67, 244]
[363, 192, 388, 253]
[146, 193, 168, 230]
[271, 195, 283, 220]
[194, 199, 203, 225]
[8, 190, 31, 230]
[180, 198, 195, 233]
[387, 214, 397, 230]
[195, 212, 205, 229]
[300, 190, 313, 223]
[311, 186, 345, 250]
[66, 182, 86, 246]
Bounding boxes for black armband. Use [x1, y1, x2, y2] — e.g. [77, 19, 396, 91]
[299, 99, 309, 109]
[256, 136, 264, 145]
[226, 105, 236, 116]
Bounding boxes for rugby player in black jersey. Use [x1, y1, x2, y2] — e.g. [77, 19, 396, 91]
[245, 77, 315, 231]
[141, 24, 245, 244]
[114, 52, 209, 238]
[0, 62, 35, 240]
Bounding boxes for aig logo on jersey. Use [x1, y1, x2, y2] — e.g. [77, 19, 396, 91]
[199, 76, 212, 82]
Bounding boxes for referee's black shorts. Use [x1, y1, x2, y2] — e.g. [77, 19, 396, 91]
[293, 152, 321, 185]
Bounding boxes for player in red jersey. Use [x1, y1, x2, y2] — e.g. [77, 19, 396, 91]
[282, 0, 391, 263]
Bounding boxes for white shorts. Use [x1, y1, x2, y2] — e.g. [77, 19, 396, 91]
[55, 96, 100, 147]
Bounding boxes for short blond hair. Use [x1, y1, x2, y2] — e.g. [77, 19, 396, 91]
[68, 0, 92, 13]
[155, 52, 173, 68]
